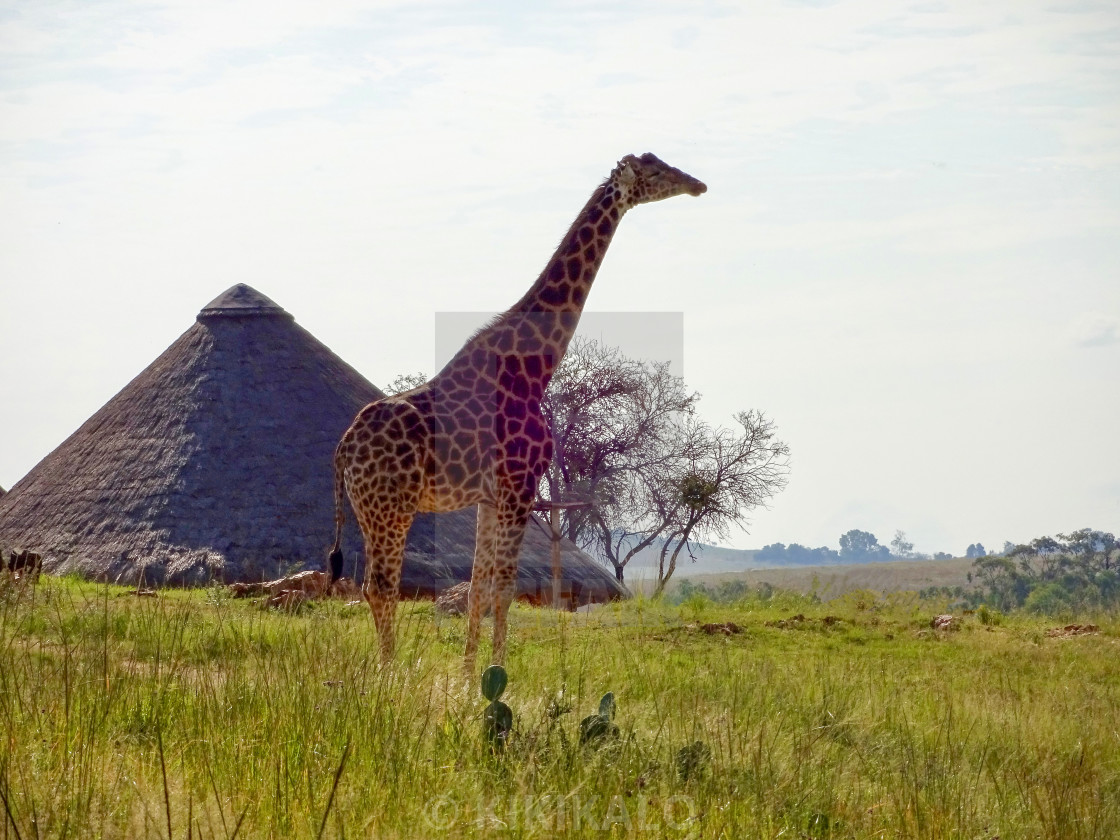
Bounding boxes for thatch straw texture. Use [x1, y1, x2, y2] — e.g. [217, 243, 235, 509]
[0, 285, 626, 604]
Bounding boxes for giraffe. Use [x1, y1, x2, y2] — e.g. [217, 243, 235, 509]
[329, 153, 706, 668]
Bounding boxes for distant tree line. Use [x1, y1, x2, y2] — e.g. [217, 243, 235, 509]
[971, 529, 1119, 614]
[755, 542, 842, 565]
[673, 527, 1119, 619]
[672, 578, 789, 606]
[757, 528, 954, 565]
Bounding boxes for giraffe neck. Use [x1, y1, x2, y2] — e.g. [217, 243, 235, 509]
[447, 180, 629, 389]
[513, 180, 627, 319]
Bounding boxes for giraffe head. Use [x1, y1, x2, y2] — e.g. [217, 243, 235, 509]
[613, 152, 707, 206]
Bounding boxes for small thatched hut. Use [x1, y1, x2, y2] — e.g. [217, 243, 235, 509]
[0, 285, 626, 605]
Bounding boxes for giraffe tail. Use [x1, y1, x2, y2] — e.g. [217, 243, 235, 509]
[327, 443, 346, 583]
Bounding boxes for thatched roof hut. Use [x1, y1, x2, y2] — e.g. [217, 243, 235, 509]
[0, 285, 626, 605]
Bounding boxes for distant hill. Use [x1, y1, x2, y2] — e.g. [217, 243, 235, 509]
[644, 555, 976, 599]
[615, 538, 949, 579]
[611, 537, 974, 596]
[615, 541, 761, 578]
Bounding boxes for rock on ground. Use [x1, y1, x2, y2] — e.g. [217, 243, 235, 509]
[228, 570, 362, 607]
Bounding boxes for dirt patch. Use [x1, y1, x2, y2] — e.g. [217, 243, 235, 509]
[697, 622, 742, 635]
[767, 613, 807, 629]
[765, 614, 844, 630]
[1045, 624, 1099, 638]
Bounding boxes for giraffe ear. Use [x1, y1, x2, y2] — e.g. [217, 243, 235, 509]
[618, 161, 636, 184]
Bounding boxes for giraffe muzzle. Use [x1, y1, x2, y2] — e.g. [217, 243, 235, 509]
[686, 179, 708, 196]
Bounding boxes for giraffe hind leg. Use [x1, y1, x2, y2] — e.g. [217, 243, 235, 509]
[340, 398, 427, 665]
[350, 470, 422, 665]
[360, 514, 411, 665]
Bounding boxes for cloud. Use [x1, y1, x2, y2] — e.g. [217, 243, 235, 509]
[2, 0, 1119, 556]
[1074, 316, 1120, 348]
[4, 1, 1119, 165]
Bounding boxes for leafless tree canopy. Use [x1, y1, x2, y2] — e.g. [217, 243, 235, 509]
[537, 338, 790, 590]
[647, 410, 790, 594]
[384, 372, 428, 396]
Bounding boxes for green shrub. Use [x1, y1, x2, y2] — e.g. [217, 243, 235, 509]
[1023, 583, 1073, 617]
[977, 604, 1003, 626]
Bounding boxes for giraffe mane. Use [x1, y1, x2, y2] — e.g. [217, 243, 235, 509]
[505, 181, 611, 314]
[452, 178, 613, 358]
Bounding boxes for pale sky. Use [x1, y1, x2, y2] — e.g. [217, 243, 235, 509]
[2, 0, 1117, 557]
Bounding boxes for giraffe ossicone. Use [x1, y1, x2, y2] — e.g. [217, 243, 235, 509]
[329, 153, 706, 668]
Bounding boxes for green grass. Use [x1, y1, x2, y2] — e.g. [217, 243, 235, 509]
[1, 577, 1118, 838]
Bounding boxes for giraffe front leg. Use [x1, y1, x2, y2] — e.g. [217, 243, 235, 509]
[491, 568, 518, 666]
[490, 503, 532, 666]
[464, 572, 492, 672]
[465, 502, 497, 672]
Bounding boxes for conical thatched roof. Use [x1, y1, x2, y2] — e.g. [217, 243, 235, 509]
[0, 285, 626, 604]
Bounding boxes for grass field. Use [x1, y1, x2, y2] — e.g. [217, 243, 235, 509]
[2, 576, 1118, 839]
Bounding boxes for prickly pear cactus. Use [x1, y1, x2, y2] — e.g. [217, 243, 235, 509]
[579, 691, 620, 746]
[481, 664, 508, 702]
[598, 692, 615, 718]
[484, 700, 513, 746]
[481, 665, 512, 750]
[676, 740, 711, 780]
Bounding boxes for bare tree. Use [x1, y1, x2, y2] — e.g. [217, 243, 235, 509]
[891, 530, 915, 558]
[588, 417, 710, 583]
[537, 338, 700, 583]
[384, 372, 428, 395]
[650, 410, 790, 595]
